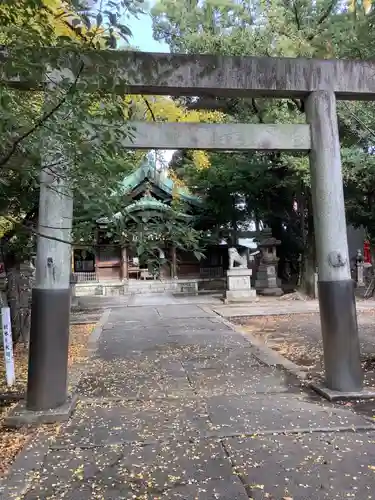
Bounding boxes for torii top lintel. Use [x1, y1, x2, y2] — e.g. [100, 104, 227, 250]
[2, 48, 375, 100]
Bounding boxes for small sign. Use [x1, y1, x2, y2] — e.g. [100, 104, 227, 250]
[1, 307, 15, 386]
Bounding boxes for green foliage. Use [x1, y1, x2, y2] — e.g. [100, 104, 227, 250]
[153, 0, 375, 265]
[342, 146, 375, 241]
[110, 208, 205, 276]
[0, 0, 145, 48]
[0, 0, 208, 271]
[0, 0, 146, 263]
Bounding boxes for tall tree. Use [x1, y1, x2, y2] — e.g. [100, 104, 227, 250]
[152, 0, 375, 293]
[0, 0, 144, 339]
[0, 0, 224, 339]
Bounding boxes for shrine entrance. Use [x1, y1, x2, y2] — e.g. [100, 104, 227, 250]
[4, 48, 375, 411]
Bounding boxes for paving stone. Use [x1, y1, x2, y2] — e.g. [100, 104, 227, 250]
[166, 331, 248, 349]
[55, 399, 210, 446]
[77, 358, 194, 399]
[23, 445, 125, 499]
[166, 318, 233, 331]
[23, 481, 133, 499]
[128, 293, 179, 306]
[182, 347, 263, 371]
[188, 365, 293, 396]
[78, 372, 139, 398]
[24, 441, 240, 499]
[24, 478, 248, 500]
[162, 477, 249, 499]
[105, 317, 231, 332]
[97, 336, 182, 360]
[135, 377, 195, 399]
[156, 305, 214, 319]
[12, 300, 375, 500]
[115, 440, 234, 488]
[98, 343, 245, 365]
[206, 393, 373, 436]
[224, 431, 375, 499]
[102, 321, 152, 332]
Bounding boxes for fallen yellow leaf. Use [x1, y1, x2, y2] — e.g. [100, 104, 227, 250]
[251, 484, 264, 490]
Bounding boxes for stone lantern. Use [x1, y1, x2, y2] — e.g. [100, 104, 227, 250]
[355, 249, 365, 287]
[255, 237, 283, 296]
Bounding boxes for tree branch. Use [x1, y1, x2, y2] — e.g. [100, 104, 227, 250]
[142, 96, 156, 121]
[0, 207, 38, 247]
[251, 99, 265, 123]
[307, 0, 336, 40]
[3, 216, 73, 246]
[288, 98, 305, 113]
[0, 62, 84, 169]
[292, 2, 301, 30]
[341, 102, 375, 141]
[41, 4, 90, 44]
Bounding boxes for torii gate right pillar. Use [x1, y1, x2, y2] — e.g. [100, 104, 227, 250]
[306, 90, 363, 392]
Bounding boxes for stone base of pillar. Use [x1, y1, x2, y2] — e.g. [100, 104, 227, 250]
[310, 383, 375, 402]
[224, 268, 257, 303]
[318, 279, 363, 392]
[27, 288, 71, 411]
[4, 394, 78, 428]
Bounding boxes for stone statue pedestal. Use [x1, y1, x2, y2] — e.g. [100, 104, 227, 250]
[224, 268, 257, 303]
[255, 237, 283, 296]
[255, 262, 283, 296]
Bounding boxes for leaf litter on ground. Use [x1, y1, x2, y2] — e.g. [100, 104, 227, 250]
[0, 323, 95, 477]
[234, 312, 375, 381]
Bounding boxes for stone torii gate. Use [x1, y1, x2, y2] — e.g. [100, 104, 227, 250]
[2, 49, 374, 418]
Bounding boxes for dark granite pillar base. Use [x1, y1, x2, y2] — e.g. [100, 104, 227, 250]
[318, 279, 363, 392]
[26, 288, 71, 411]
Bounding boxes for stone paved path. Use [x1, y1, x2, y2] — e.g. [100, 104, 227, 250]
[21, 299, 375, 499]
[212, 298, 375, 318]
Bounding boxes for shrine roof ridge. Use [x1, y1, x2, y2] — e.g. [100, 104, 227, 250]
[121, 160, 202, 207]
[124, 193, 193, 220]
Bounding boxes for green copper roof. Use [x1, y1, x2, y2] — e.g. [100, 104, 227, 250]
[121, 154, 202, 207]
[124, 193, 193, 220]
[125, 194, 170, 214]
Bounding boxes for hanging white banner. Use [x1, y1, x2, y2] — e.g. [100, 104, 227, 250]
[1, 307, 15, 387]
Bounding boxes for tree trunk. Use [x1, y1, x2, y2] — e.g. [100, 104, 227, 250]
[2, 247, 33, 344]
[6, 265, 32, 344]
[254, 209, 260, 232]
[300, 232, 316, 296]
[0, 208, 38, 343]
[300, 193, 316, 297]
[231, 196, 238, 245]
